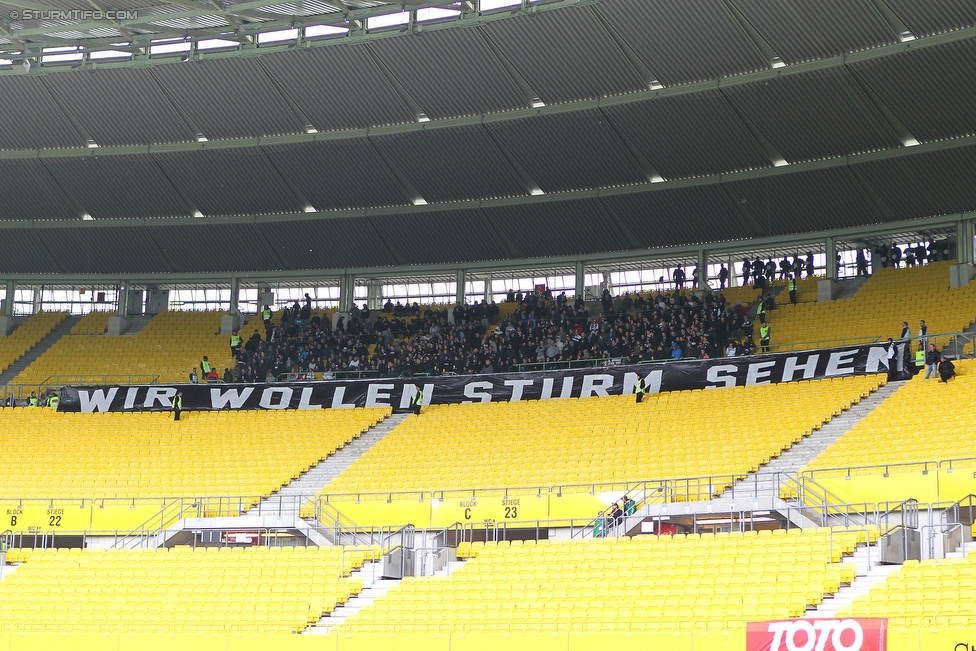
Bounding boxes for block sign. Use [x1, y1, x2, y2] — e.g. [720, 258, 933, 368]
[746, 618, 887, 651]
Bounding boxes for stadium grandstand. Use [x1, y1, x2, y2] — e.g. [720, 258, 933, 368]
[1, 0, 976, 649]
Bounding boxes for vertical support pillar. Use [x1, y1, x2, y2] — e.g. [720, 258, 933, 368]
[697, 249, 708, 290]
[825, 237, 837, 281]
[729, 256, 738, 288]
[818, 237, 840, 300]
[602, 271, 613, 295]
[2, 280, 13, 316]
[339, 274, 355, 313]
[0, 280, 15, 335]
[229, 276, 240, 314]
[118, 282, 128, 316]
[957, 218, 974, 265]
[366, 283, 383, 311]
[456, 270, 466, 305]
[484, 274, 492, 304]
[575, 261, 585, 299]
[32, 286, 41, 314]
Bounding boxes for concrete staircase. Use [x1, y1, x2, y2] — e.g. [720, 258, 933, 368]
[307, 558, 466, 635]
[122, 315, 154, 336]
[806, 543, 895, 617]
[251, 412, 410, 517]
[721, 381, 903, 501]
[0, 315, 81, 386]
[832, 275, 872, 301]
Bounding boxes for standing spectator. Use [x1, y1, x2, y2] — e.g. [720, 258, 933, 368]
[885, 338, 897, 381]
[938, 356, 955, 383]
[593, 511, 606, 538]
[918, 320, 928, 349]
[856, 249, 868, 276]
[898, 321, 911, 374]
[673, 267, 685, 289]
[788, 275, 797, 305]
[805, 252, 815, 278]
[189, 368, 199, 384]
[173, 391, 183, 421]
[206, 367, 219, 383]
[670, 342, 682, 359]
[223, 368, 234, 384]
[718, 265, 729, 290]
[741, 258, 751, 286]
[924, 343, 939, 379]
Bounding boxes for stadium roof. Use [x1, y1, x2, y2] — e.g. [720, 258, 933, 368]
[0, 0, 975, 276]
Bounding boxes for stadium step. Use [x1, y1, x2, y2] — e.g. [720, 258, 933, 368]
[720, 380, 903, 501]
[0, 563, 20, 581]
[805, 543, 894, 618]
[831, 275, 872, 301]
[251, 412, 411, 515]
[0, 315, 81, 387]
[121, 315, 155, 336]
[307, 558, 466, 634]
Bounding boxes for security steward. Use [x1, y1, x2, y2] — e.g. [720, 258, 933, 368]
[27, 392, 38, 408]
[230, 331, 242, 357]
[635, 377, 646, 404]
[173, 390, 183, 421]
[759, 323, 771, 353]
[200, 356, 212, 377]
[411, 386, 423, 416]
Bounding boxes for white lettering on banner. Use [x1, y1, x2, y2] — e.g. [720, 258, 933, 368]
[331, 387, 356, 409]
[580, 374, 614, 397]
[259, 387, 292, 409]
[864, 346, 889, 374]
[210, 387, 254, 409]
[365, 383, 395, 408]
[399, 385, 414, 410]
[504, 379, 533, 402]
[825, 350, 859, 377]
[540, 377, 554, 400]
[143, 387, 176, 409]
[745, 361, 776, 386]
[79, 388, 119, 412]
[123, 387, 139, 410]
[767, 619, 864, 651]
[463, 382, 493, 403]
[297, 387, 322, 409]
[706, 365, 738, 388]
[623, 370, 663, 394]
[559, 376, 574, 399]
[783, 354, 820, 382]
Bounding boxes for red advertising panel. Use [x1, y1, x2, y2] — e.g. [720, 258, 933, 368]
[747, 618, 887, 651]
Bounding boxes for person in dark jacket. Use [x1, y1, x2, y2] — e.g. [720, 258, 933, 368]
[938, 356, 955, 383]
[924, 343, 940, 379]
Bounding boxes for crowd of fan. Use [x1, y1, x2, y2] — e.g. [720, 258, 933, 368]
[220, 287, 769, 382]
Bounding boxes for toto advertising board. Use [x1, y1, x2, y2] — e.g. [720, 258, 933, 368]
[58, 343, 902, 413]
[747, 618, 887, 651]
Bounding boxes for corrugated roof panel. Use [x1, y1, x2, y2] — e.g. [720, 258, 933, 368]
[0, 77, 85, 150]
[153, 148, 303, 216]
[851, 39, 976, 143]
[368, 29, 527, 119]
[488, 110, 646, 192]
[152, 58, 305, 139]
[485, 199, 631, 257]
[0, 230, 56, 273]
[43, 155, 189, 219]
[263, 45, 415, 132]
[370, 210, 510, 264]
[605, 90, 770, 178]
[149, 223, 278, 273]
[603, 186, 752, 247]
[725, 68, 901, 163]
[482, 7, 646, 104]
[731, 0, 896, 64]
[257, 218, 396, 270]
[0, 159, 77, 220]
[39, 226, 172, 273]
[597, 0, 767, 86]
[725, 167, 883, 235]
[853, 146, 976, 220]
[373, 125, 526, 202]
[43, 68, 194, 146]
[266, 140, 408, 210]
[882, 0, 976, 37]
